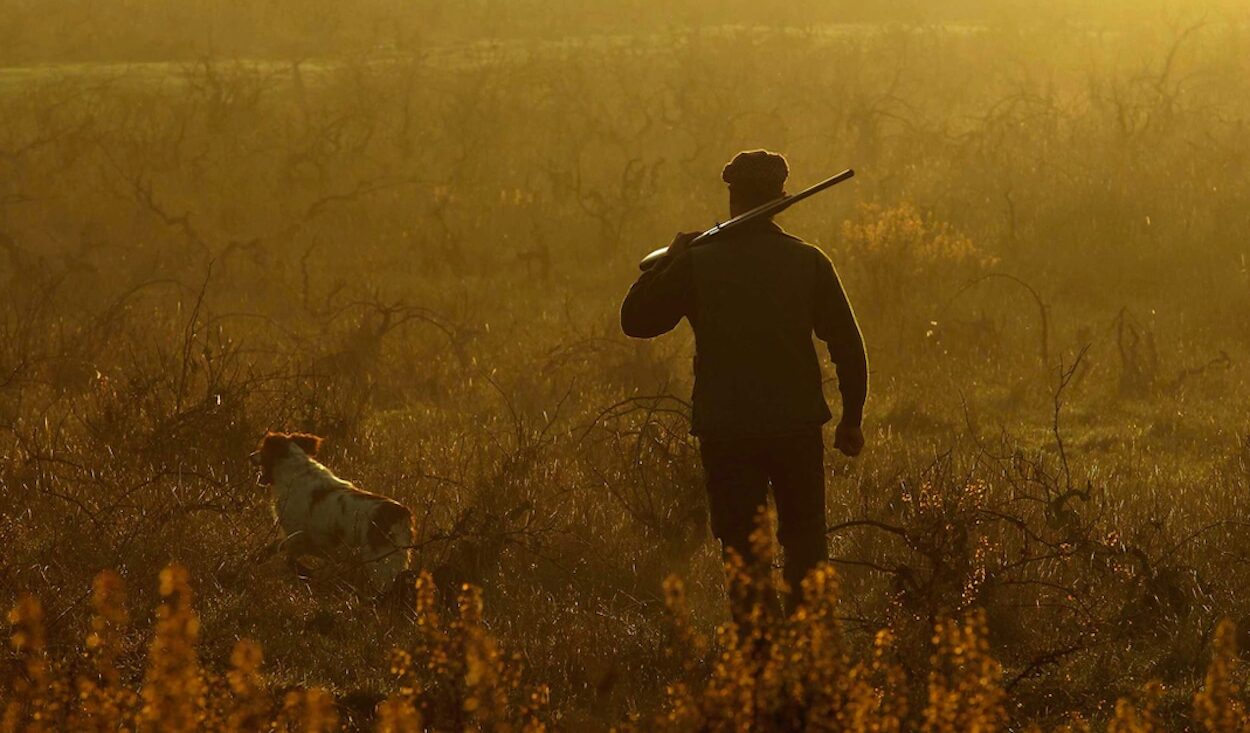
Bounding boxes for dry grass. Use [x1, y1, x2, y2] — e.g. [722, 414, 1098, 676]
[3, 2, 1250, 729]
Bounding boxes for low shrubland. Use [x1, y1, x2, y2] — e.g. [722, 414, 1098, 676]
[3, 4, 1250, 728]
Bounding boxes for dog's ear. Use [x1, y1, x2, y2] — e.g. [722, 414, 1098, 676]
[289, 433, 323, 457]
[255, 432, 289, 485]
[258, 432, 287, 458]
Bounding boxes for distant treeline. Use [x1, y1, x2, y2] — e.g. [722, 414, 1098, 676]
[0, 0, 1242, 64]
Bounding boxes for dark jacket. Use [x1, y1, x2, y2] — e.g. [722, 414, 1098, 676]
[620, 221, 868, 438]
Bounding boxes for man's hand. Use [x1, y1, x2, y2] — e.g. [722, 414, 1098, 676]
[667, 231, 700, 259]
[833, 422, 864, 457]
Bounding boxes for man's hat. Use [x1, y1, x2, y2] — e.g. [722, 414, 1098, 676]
[722, 149, 789, 199]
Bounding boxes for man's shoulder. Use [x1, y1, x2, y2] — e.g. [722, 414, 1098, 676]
[726, 223, 820, 248]
[690, 225, 828, 263]
[770, 230, 829, 259]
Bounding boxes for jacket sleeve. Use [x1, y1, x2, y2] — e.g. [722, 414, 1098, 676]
[812, 249, 868, 427]
[620, 251, 694, 338]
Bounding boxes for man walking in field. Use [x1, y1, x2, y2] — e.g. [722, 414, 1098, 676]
[620, 150, 868, 617]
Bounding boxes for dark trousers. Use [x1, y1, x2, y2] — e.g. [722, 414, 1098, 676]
[699, 429, 828, 615]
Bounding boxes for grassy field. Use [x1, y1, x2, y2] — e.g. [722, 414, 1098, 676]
[3, 3, 1250, 730]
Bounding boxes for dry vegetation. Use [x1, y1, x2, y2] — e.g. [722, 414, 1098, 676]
[3, 1, 1250, 729]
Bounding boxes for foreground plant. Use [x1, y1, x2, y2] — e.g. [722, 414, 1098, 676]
[2, 564, 1249, 731]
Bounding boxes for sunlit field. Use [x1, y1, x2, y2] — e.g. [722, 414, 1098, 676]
[3, 1, 1250, 730]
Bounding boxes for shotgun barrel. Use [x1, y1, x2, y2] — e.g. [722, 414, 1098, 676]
[638, 168, 855, 271]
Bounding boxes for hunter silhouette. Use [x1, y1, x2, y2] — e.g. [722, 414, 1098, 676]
[620, 150, 868, 618]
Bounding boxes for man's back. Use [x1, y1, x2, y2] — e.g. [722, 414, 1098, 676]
[687, 223, 832, 437]
[620, 220, 866, 438]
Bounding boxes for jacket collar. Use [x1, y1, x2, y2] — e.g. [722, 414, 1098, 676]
[727, 218, 789, 239]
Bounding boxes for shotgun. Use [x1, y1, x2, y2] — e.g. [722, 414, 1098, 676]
[638, 168, 855, 271]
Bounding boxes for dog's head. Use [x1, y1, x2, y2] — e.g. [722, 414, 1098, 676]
[250, 432, 323, 485]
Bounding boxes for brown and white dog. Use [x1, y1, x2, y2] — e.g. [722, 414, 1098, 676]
[250, 432, 413, 592]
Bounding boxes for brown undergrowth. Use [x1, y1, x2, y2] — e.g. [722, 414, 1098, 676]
[3, 6, 1250, 730]
[4, 558, 1248, 732]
